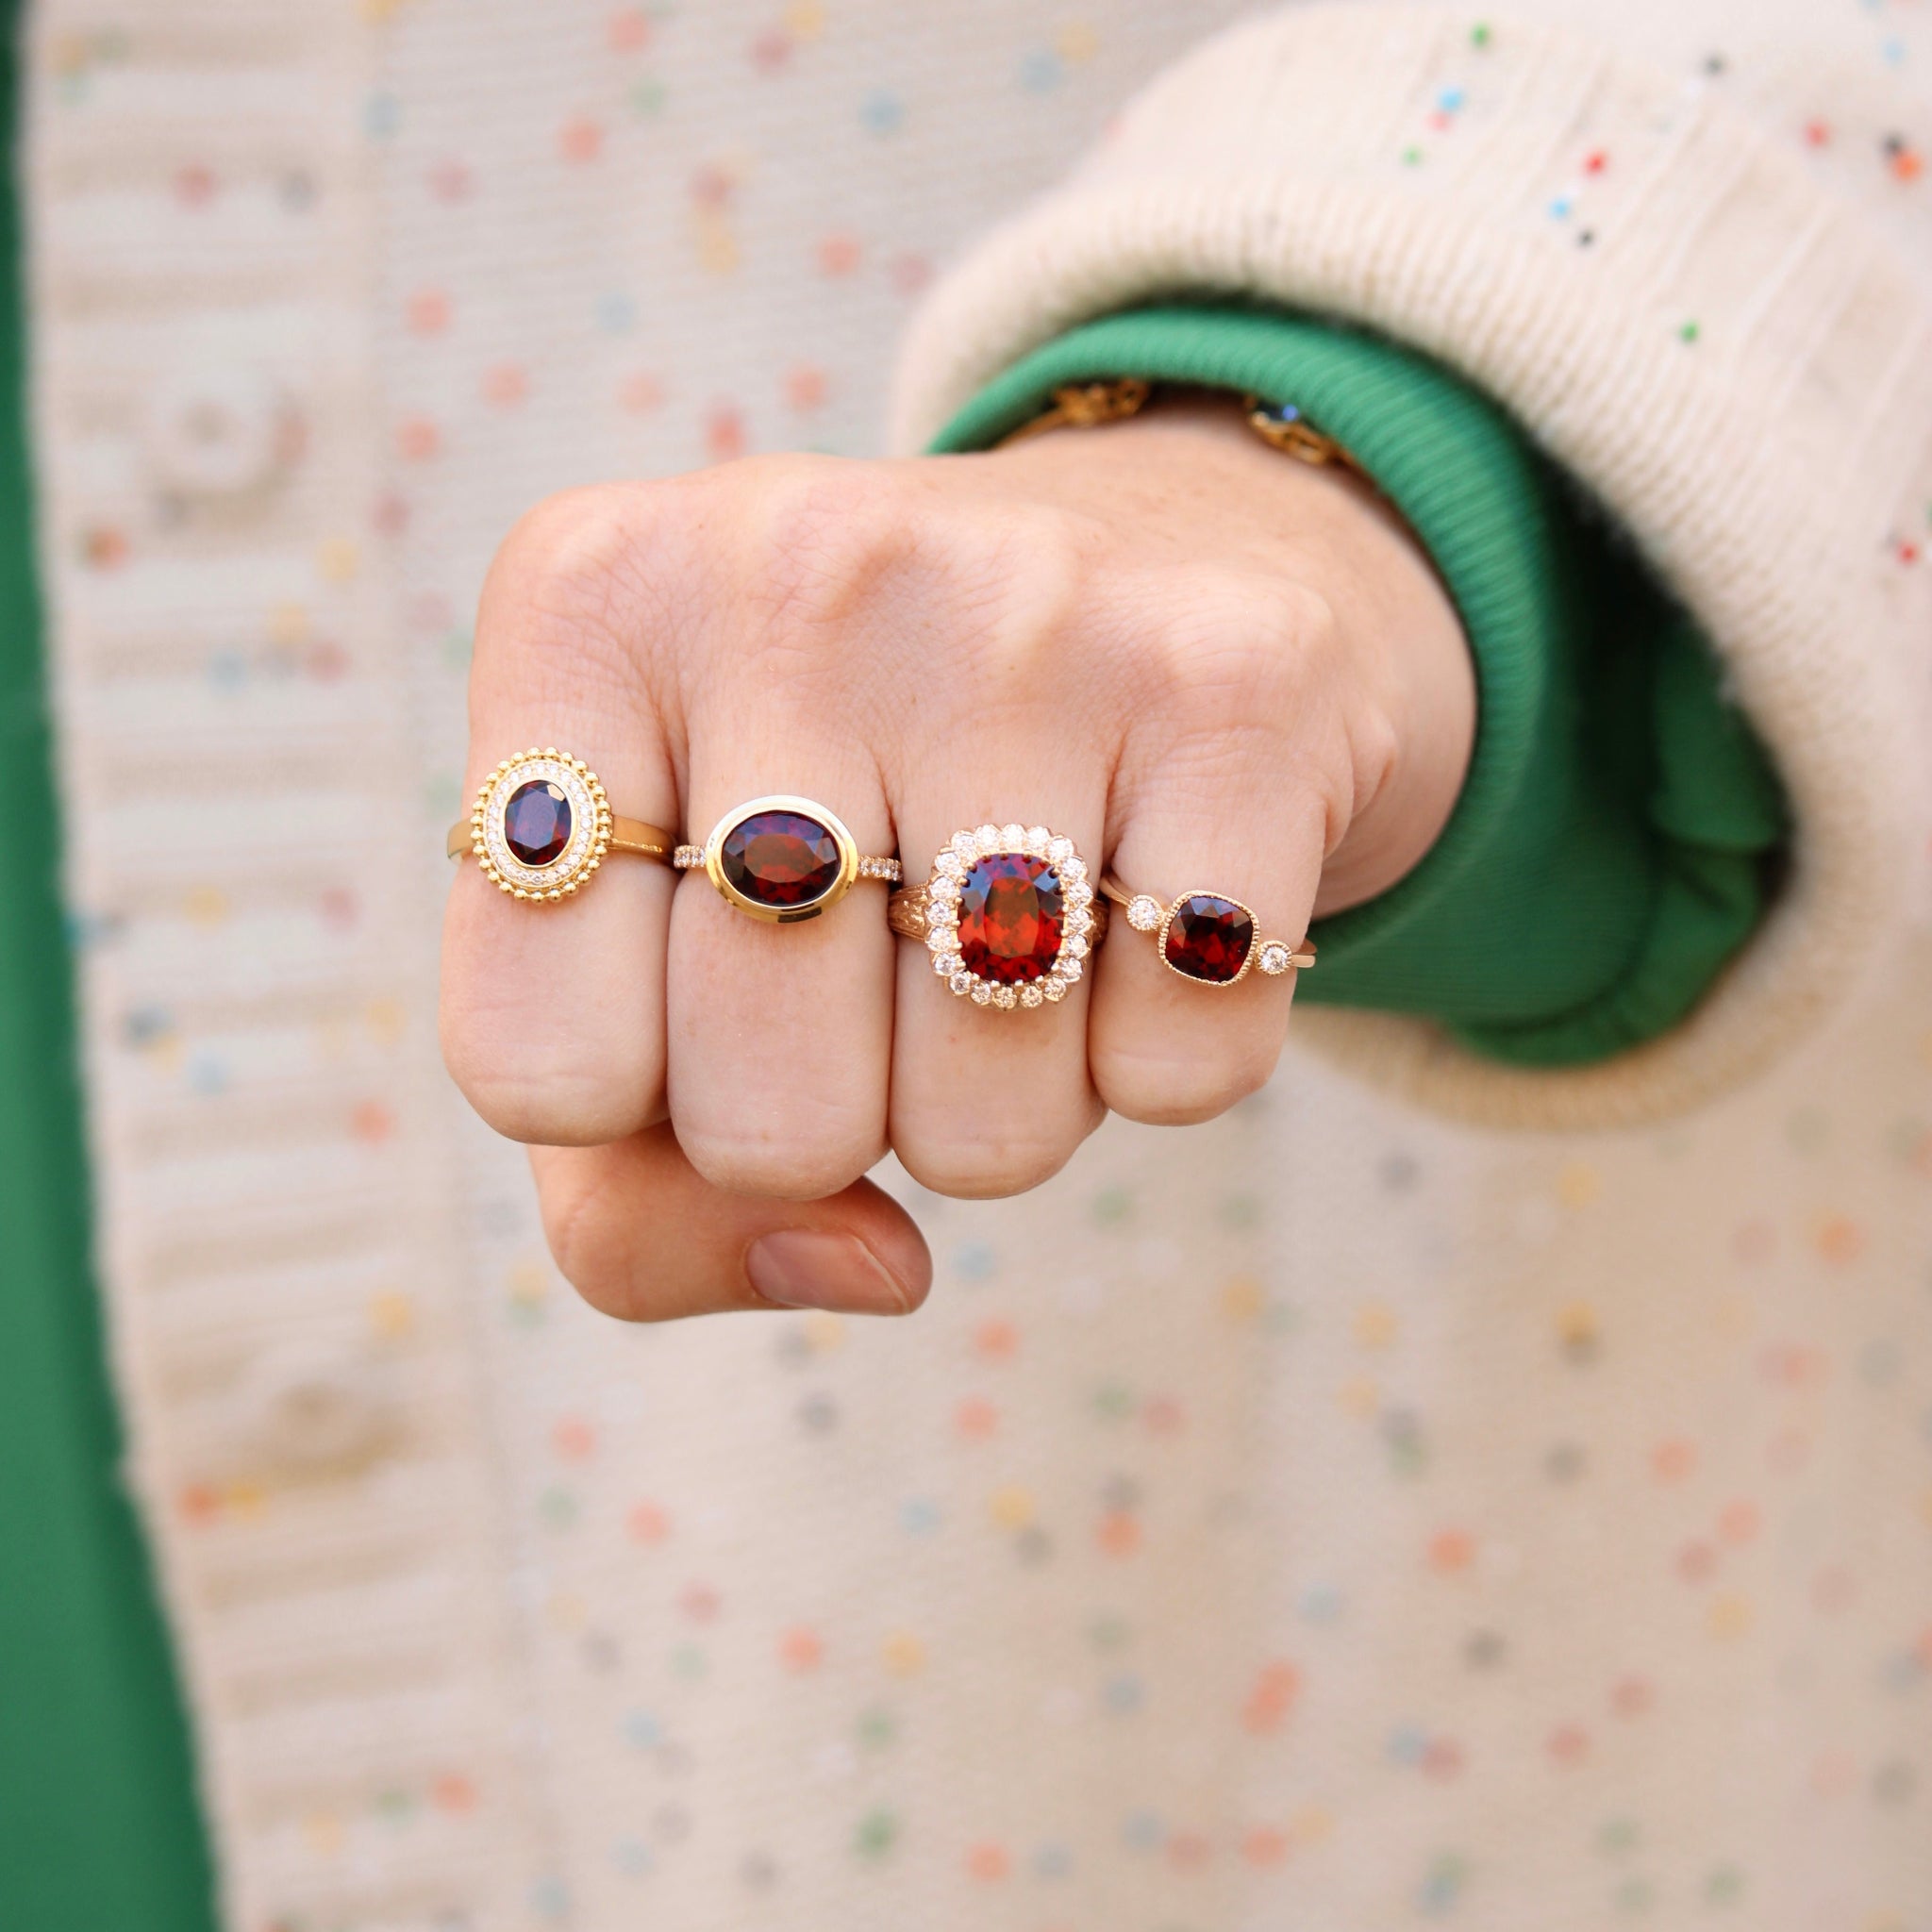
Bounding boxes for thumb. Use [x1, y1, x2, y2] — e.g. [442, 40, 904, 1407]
[529, 1124, 932, 1322]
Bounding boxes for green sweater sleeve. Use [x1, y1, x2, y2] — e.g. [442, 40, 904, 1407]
[928, 307, 1787, 1068]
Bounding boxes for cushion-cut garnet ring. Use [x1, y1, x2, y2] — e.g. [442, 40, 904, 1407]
[675, 796, 902, 924]
[450, 748, 675, 900]
[1099, 874, 1314, 986]
[889, 824, 1106, 1009]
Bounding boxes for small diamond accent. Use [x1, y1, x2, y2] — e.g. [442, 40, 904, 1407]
[993, 985, 1018, 1009]
[1126, 894, 1162, 932]
[1000, 822, 1025, 848]
[937, 952, 962, 977]
[1042, 976, 1068, 1002]
[970, 980, 993, 1005]
[937, 849, 966, 879]
[948, 968, 974, 995]
[974, 823, 1001, 852]
[1024, 825, 1050, 856]
[950, 831, 977, 860]
[1020, 983, 1044, 1008]
[1065, 933, 1089, 959]
[1058, 955, 1083, 984]
[925, 924, 952, 953]
[930, 874, 961, 904]
[1257, 941, 1293, 976]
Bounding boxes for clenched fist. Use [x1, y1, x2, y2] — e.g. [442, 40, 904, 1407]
[441, 396, 1473, 1321]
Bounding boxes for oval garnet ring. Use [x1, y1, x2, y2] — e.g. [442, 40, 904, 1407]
[889, 824, 1106, 1009]
[450, 748, 675, 901]
[675, 796, 902, 924]
[1098, 874, 1314, 986]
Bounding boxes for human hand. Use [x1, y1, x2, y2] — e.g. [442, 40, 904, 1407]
[440, 396, 1473, 1321]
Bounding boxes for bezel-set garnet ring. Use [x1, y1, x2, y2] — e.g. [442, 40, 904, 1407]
[450, 748, 675, 900]
[1099, 874, 1314, 986]
[675, 795, 902, 924]
[889, 824, 1105, 1009]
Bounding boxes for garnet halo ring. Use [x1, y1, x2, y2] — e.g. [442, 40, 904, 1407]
[1099, 874, 1314, 986]
[889, 824, 1106, 1009]
[451, 748, 675, 901]
[675, 796, 902, 924]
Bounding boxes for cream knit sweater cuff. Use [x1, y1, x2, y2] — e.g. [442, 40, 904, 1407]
[891, 3, 1932, 1130]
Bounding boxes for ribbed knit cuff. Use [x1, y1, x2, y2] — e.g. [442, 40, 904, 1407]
[931, 306, 1784, 1066]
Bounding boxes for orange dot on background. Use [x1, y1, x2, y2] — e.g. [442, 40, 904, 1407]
[431, 1773, 478, 1813]
[1547, 1724, 1590, 1765]
[627, 1501, 670, 1543]
[707, 406, 746, 464]
[1813, 1214, 1864, 1264]
[973, 1317, 1018, 1361]
[1096, 1510, 1141, 1557]
[622, 373, 665, 412]
[1676, 1539, 1717, 1584]
[1241, 1659, 1301, 1734]
[1892, 148, 1924, 184]
[953, 1395, 998, 1440]
[1427, 1527, 1476, 1574]
[1142, 1395, 1185, 1435]
[608, 8, 651, 51]
[1610, 1675, 1654, 1718]
[352, 1100, 396, 1144]
[779, 1626, 823, 1672]
[560, 117, 604, 163]
[1241, 1825, 1290, 1867]
[395, 417, 441, 461]
[965, 1842, 1009, 1882]
[1716, 1498, 1760, 1544]
[783, 363, 828, 413]
[552, 1417, 596, 1461]
[177, 1482, 222, 1524]
[817, 232, 862, 276]
[1651, 1437, 1696, 1483]
[483, 362, 529, 407]
[406, 287, 451, 334]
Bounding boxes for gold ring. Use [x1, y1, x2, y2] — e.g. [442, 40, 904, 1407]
[674, 795, 901, 924]
[890, 823, 1103, 1008]
[450, 748, 675, 901]
[1100, 874, 1313, 986]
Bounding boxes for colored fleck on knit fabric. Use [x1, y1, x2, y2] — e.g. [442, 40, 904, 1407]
[931, 307, 1788, 1067]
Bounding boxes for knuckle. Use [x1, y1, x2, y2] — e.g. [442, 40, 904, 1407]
[446, 1058, 655, 1149]
[1093, 1038, 1279, 1127]
[537, 1158, 634, 1317]
[1155, 571, 1338, 726]
[893, 1107, 1097, 1201]
[480, 480, 688, 689]
[734, 455, 922, 640]
[676, 1120, 882, 1203]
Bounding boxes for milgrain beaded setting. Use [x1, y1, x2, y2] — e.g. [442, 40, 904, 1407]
[920, 823, 1096, 1010]
[470, 749, 611, 900]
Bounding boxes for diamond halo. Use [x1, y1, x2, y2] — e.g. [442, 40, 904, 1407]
[923, 822, 1094, 1008]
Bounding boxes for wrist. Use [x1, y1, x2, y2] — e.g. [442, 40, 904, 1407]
[986, 393, 1474, 914]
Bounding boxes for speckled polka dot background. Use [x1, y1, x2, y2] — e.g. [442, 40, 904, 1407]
[24, 2, 1932, 1927]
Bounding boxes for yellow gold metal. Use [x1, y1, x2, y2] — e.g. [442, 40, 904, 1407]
[452, 747, 673, 904]
[677, 794, 899, 924]
[1099, 872, 1315, 982]
[994, 376, 1357, 476]
[995, 378, 1152, 448]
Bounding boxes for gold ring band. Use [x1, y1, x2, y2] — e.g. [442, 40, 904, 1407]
[452, 748, 675, 902]
[677, 795, 900, 924]
[892, 823, 1101, 1009]
[1099, 874, 1313, 986]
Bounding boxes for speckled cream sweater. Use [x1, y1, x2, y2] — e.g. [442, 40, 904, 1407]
[21, 3, 1932, 1930]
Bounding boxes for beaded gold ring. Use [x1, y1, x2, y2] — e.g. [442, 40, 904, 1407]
[450, 748, 674, 901]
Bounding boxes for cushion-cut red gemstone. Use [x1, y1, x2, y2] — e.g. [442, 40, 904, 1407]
[721, 809, 841, 907]
[1163, 894, 1254, 983]
[958, 854, 1064, 984]
[504, 780, 573, 866]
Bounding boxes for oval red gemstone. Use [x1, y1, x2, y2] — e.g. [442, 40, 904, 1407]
[958, 854, 1064, 984]
[504, 780, 573, 866]
[1162, 894, 1254, 983]
[720, 809, 842, 908]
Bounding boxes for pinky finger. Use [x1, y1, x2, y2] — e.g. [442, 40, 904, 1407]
[529, 1125, 932, 1323]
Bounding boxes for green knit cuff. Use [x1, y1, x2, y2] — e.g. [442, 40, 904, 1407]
[929, 305, 1786, 1066]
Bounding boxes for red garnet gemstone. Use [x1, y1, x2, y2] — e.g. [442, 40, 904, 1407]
[720, 809, 842, 908]
[1163, 894, 1255, 983]
[958, 854, 1064, 984]
[503, 780, 573, 866]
